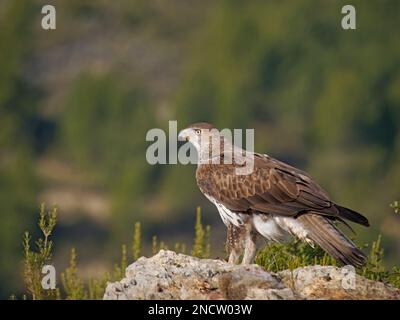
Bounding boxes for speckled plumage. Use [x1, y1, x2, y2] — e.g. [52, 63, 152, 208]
[179, 123, 370, 267]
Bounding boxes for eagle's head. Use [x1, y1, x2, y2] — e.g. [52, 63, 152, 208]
[178, 122, 222, 156]
[178, 122, 253, 172]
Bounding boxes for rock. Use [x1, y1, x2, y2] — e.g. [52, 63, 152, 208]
[279, 266, 400, 300]
[103, 250, 400, 300]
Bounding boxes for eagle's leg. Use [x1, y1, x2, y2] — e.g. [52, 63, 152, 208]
[228, 247, 241, 264]
[241, 229, 258, 265]
[226, 224, 245, 264]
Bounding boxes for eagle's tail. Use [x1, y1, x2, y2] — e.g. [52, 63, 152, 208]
[335, 205, 370, 227]
[298, 213, 367, 267]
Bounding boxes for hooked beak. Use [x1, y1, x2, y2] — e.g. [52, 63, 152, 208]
[178, 129, 190, 142]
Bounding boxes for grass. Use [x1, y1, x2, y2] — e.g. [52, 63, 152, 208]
[255, 234, 400, 288]
[254, 201, 400, 287]
[19, 202, 400, 299]
[20, 205, 211, 299]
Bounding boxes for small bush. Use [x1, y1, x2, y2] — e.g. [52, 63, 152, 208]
[61, 248, 86, 300]
[20, 202, 400, 299]
[255, 202, 400, 289]
[132, 222, 141, 261]
[191, 207, 211, 258]
[361, 235, 400, 287]
[255, 240, 335, 272]
[22, 204, 59, 300]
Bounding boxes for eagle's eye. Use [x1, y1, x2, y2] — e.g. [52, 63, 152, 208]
[194, 129, 201, 135]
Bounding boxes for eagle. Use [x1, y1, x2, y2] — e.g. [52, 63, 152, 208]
[178, 122, 369, 267]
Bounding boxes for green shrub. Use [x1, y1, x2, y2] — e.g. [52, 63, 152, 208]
[254, 202, 400, 289]
[22, 204, 59, 300]
[360, 235, 400, 287]
[390, 201, 400, 214]
[255, 240, 335, 272]
[132, 222, 141, 261]
[191, 207, 211, 258]
[20, 202, 400, 299]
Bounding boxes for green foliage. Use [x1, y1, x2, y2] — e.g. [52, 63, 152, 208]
[87, 276, 110, 300]
[150, 235, 169, 254]
[60, 244, 128, 300]
[167, 0, 400, 262]
[0, 0, 39, 297]
[59, 244, 128, 300]
[255, 240, 335, 272]
[2, 0, 400, 298]
[159, 241, 168, 251]
[174, 242, 187, 255]
[61, 248, 86, 300]
[113, 244, 128, 280]
[254, 202, 400, 288]
[390, 201, 400, 214]
[23, 204, 58, 300]
[255, 235, 400, 289]
[191, 207, 211, 258]
[20, 205, 215, 299]
[149, 208, 208, 258]
[0, 0, 35, 105]
[132, 222, 141, 261]
[60, 72, 156, 237]
[152, 235, 158, 256]
[204, 225, 211, 259]
[361, 236, 385, 281]
[360, 236, 400, 288]
[21, 205, 127, 300]
[21, 203, 400, 299]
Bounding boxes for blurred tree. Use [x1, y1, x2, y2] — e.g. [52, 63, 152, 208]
[60, 72, 158, 243]
[0, 0, 39, 297]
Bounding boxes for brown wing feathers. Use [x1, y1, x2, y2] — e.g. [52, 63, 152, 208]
[197, 154, 369, 229]
[195, 144, 369, 267]
[298, 214, 367, 267]
[335, 205, 370, 227]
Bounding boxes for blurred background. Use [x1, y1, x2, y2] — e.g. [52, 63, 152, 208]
[0, 0, 399, 298]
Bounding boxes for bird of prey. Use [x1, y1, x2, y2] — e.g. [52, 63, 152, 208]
[178, 122, 369, 267]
